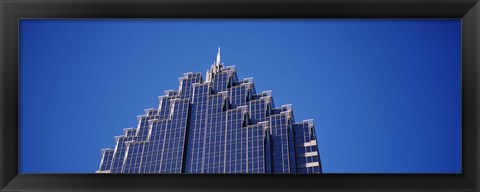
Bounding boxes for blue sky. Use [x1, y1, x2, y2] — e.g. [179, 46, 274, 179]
[19, 19, 461, 173]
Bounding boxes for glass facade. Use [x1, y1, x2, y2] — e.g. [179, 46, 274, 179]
[97, 51, 322, 173]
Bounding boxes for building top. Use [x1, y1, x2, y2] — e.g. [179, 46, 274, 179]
[97, 47, 322, 174]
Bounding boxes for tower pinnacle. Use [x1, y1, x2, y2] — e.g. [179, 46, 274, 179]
[215, 46, 221, 66]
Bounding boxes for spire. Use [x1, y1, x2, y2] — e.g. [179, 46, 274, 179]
[215, 46, 221, 66]
[208, 47, 223, 78]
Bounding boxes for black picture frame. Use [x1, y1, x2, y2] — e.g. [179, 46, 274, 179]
[1, 0, 479, 191]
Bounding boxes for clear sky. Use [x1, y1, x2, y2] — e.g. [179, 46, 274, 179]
[19, 19, 461, 173]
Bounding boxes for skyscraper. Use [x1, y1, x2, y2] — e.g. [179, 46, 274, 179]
[97, 48, 322, 173]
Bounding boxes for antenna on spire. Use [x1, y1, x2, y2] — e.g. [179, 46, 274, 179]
[215, 46, 221, 66]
